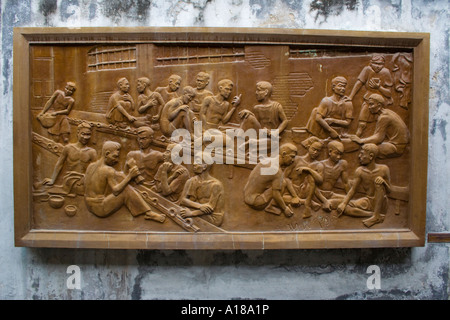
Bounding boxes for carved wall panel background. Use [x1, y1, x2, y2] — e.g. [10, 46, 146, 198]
[13, 28, 429, 249]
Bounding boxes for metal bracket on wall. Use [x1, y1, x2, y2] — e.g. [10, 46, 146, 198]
[427, 233, 450, 243]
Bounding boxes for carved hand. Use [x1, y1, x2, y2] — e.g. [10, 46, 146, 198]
[296, 166, 310, 175]
[349, 134, 363, 144]
[322, 199, 332, 212]
[329, 129, 339, 139]
[175, 166, 189, 176]
[123, 93, 132, 101]
[42, 178, 54, 186]
[128, 166, 140, 179]
[284, 206, 294, 217]
[199, 204, 214, 214]
[232, 94, 242, 106]
[337, 203, 346, 216]
[291, 196, 301, 207]
[374, 176, 386, 186]
[150, 98, 158, 106]
[238, 109, 253, 119]
[324, 118, 335, 125]
[368, 78, 381, 89]
[161, 162, 173, 173]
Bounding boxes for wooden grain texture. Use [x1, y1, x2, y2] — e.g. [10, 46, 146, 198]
[13, 27, 430, 249]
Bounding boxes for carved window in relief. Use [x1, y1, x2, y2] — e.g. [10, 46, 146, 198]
[154, 45, 245, 66]
[87, 45, 137, 71]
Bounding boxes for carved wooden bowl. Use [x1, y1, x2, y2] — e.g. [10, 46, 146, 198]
[64, 205, 77, 217]
[48, 195, 65, 209]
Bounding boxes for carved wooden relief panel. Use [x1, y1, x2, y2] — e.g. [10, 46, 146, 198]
[13, 28, 429, 249]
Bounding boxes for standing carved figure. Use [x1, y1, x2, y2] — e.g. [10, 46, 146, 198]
[337, 143, 391, 228]
[392, 52, 413, 109]
[37, 82, 76, 144]
[84, 140, 166, 222]
[348, 54, 394, 137]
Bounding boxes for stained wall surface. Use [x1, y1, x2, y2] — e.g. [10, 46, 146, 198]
[1, 0, 449, 300]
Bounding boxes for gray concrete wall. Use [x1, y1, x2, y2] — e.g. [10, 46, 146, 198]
[1, 0, 449, 300]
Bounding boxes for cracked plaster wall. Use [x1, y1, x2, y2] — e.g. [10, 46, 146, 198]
[0, 0, 449, 300]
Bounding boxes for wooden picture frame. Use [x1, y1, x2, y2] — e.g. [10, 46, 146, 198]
[13, 27, 429, 249]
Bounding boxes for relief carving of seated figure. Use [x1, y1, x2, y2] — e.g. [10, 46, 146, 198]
[152, 143, 190, 202]
[136, 77, 165, 125]
[314, 140, 350, 212]
[106, 77, 142, 128]
[200, 79, 241, 130]
[337, 143, 391, 228]
[84, 140, 166, 222]
[199, 79, 241, 152]
[124, 126, 164, 187]
[155, 74, 182, 104]
[238, 81, 289, 136]
[190, 72, 213, 115]
[243, 143, 301, 218]
[342, 93, 410, 159]
[284, 136, 324, 219]
[305, 76, 353, 140]
[159, 86, 197, 137]
[179, 153, 225, 227]
[41, 122, 97, 195]
[238, 81, 289, 158]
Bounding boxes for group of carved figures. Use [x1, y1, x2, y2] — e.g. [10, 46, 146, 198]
[35, 53, 412, 229]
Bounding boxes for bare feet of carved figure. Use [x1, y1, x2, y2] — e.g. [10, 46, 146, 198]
[144, 210, 166, 223]
[303, 206, 312, 219]
[362, 213, 385, 228]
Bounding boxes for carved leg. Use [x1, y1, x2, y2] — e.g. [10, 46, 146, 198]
[303, 175, 316, 219]
[362, 182, 387, 228]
